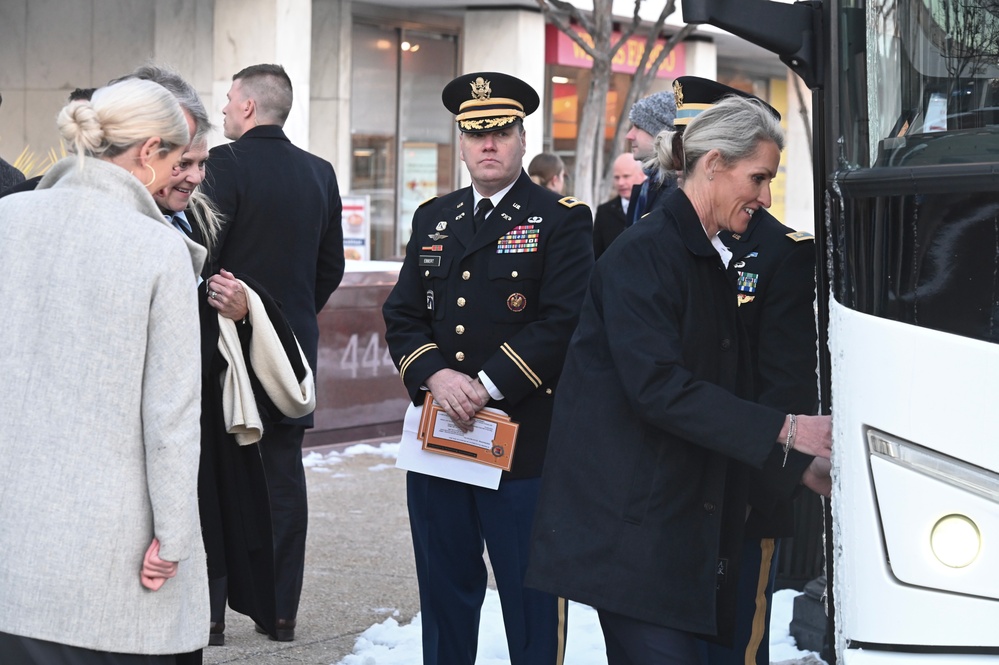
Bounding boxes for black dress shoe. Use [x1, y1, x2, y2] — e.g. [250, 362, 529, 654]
[209, 621, 225, 646]
[255, 619, 295, 642]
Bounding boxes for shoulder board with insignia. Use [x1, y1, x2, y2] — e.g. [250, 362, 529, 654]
[559, 196, 587, 208]
[418, 196, 438, 208]
[786, 231, 814, 242]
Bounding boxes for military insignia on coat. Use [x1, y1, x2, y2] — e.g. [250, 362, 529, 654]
[528, 216, 543, 224]
[501, 212, 512, 221]
[512, 202, 521, 210]
[421, 245, 443, 252]
[507, 293, 527, 312]
[737, 294, 755, 306]
[426, 290, 435, 310]
[497, 225, 540, 253]
[436, 221, 448, 231]
[428, 232, 448, 241]
[787, 231, 814, 242]
[736, 271, 759, 293]
[733, 260, 746, 269]
[558, 196, 585, 208]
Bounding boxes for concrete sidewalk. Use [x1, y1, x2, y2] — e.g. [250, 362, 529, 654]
[203, 439, 419, 665]
[201, 440, 824, 665]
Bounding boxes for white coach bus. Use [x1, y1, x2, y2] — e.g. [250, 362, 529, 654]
[683, 0, 999, 662]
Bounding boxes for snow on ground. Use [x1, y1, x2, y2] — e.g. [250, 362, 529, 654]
[308, 445, 824, 665]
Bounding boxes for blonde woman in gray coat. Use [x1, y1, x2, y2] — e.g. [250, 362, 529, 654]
[0, 78, 209, 663]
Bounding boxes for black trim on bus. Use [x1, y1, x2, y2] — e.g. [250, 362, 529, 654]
[834, 162, 999, 197]
[848, 641, 999, 656]
[828, 172, 999, 344]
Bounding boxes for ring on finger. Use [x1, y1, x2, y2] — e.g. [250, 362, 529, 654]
[209, 290, 217, 300]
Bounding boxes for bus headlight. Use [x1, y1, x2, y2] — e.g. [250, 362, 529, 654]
[930, 514, 981, 568]
[867, 429, 999, 598]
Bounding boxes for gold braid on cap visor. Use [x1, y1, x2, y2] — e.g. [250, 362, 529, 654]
[456, 96, 525, 130]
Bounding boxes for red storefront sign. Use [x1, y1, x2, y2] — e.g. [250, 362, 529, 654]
[545, 24, 686, 79]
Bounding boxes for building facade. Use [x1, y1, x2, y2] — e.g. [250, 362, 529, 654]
[0, 0, 815, 260]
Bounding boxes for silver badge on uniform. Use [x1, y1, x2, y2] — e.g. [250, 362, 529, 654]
[436, 221, 448, 231]
[426, 290, 435, 311]
[528, 216, 543, 224]
[734, 260, 746, 269]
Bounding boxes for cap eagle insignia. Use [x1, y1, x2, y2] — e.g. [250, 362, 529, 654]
[470, 77, 492, 101]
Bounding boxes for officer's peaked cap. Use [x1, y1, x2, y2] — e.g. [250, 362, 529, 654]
[443, 72, 539, 134]
[672, 76, 781, 127]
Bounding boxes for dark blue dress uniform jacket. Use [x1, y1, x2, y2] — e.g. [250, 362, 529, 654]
[720, 211, 818, 539]
[526, 188, 788, 638]
[382, 170, 594, 479]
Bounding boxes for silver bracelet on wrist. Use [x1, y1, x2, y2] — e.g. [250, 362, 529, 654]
[782, 413, 797, 467]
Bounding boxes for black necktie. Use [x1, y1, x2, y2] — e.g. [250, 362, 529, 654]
[474, 198, 493, 233]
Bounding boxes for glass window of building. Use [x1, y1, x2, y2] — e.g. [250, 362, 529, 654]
[351, 22, 458, 260]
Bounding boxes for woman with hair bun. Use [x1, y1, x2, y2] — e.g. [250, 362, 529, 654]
[0, 78, 210, 663]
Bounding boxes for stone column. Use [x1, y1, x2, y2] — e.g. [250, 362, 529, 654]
[461, 8, 547, 188]
[310, 0, 351, 179]
[682, 39, 718, 79]
[212, 0, 312, 148]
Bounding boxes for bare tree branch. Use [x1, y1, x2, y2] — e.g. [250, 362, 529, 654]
[536, 0, 600, 59]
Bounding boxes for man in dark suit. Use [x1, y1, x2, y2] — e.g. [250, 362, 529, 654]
[593, 152, 646, 259]
[670, 75, 827, 665]
[0, 92, 26, 195]
[382, 71, 593, 665]
[202, 63, 345, 641]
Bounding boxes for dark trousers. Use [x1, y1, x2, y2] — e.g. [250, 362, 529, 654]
[597, 610, 703, 665]
[696, 537, 779, 665]
[406, 473, 567, 665]
[258, 422, 308, 620]
[0, 632, 197, 665]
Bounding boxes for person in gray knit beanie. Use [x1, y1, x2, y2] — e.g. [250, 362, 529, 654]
[627, 90, 677, 161]
[624, 89, 678, 222]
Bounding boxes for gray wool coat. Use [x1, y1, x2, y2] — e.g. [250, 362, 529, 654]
[0, 156, 210, 654]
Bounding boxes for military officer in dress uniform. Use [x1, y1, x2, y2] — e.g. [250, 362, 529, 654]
[382, 72, 594, 665]
[670, 76, 828, 665]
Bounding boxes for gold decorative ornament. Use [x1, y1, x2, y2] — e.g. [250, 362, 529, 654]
[470, 77, 492, 100]
[458, 115, 518, 131]
[673, 80, 684, 108]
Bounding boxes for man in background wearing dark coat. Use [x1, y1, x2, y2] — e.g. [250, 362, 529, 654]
[593, 152, 646, 259]
[202, 63, 345, 641]
[383, 71, 593, 665]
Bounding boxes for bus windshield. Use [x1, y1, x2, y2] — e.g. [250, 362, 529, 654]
[840, 0, 999, 169]
[833, 0, 999, 344]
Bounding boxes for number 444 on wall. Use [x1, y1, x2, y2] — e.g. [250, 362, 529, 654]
[339, 332, 396, 379]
